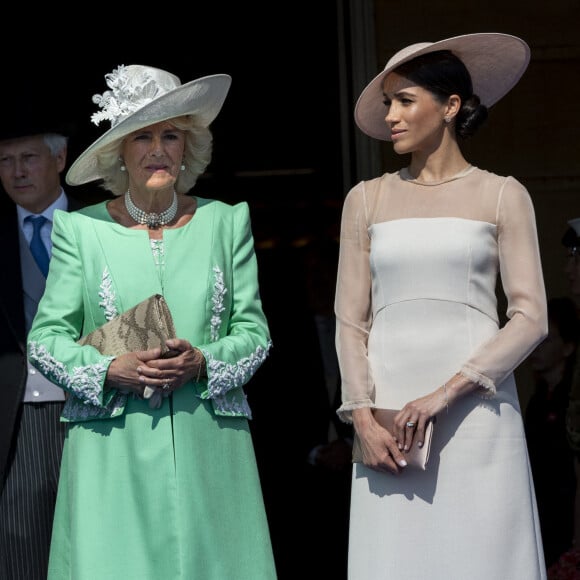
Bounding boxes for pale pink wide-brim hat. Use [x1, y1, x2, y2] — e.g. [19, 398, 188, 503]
[355, 32, 530, 141]
[66, 65, 231, 185]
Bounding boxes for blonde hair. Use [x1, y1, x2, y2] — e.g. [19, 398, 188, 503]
[95, 115, 213, 196]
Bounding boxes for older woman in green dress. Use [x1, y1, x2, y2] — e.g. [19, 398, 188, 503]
[28, 65, 277, 580]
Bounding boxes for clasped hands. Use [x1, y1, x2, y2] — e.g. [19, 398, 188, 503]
[106, 338, 206, 407]
[353, 389, 443, 475]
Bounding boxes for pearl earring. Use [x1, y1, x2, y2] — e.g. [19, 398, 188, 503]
[180, 164, 186, 171]
[120, 165, 126, 172]
[119, 157, 126, 171]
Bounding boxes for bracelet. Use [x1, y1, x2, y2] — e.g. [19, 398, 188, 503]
[442, 383, 449, 413]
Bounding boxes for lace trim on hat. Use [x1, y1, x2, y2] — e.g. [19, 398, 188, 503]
[91, 65, 169, 128]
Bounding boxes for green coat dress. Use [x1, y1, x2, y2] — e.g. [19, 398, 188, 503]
[28, 197, 277, 580]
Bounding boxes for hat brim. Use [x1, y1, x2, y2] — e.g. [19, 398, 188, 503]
[66, 73, 232, 185]
[354, 33, 530, 141]
[0, 121, 74, 141]
[0, 93, 75, 141]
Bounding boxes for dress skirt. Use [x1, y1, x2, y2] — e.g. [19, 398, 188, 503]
[347, 219, 546, 579]
[348, 296, 546, 580]
[47, 384, 277, 580]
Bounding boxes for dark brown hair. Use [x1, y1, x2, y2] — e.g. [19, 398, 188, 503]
[395, 50, 488, 139]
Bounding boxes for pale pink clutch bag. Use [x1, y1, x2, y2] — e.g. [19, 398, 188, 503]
[352, 408, 435, 470]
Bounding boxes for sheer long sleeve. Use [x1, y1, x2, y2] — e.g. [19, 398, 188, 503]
[334, 169, 548, 423]
[459, 177, 548, 390]
[334, 182, 375, 421]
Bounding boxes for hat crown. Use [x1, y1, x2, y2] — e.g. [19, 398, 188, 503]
[91, 65, 182, 128]
[385, 42, 433, 70]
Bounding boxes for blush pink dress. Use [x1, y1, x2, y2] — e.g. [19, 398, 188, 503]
[335, 165, 548, 580]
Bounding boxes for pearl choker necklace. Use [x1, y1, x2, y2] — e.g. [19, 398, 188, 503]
[124, 190, 178, 229]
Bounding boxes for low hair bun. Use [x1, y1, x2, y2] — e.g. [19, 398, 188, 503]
[456, 95, 488, 139]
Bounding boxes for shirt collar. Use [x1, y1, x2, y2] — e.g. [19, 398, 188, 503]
[17, 188, 68, 229]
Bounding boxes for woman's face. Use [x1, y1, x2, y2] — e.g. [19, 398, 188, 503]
[382, 71, 448, 155]
[122, 120, 185, 192]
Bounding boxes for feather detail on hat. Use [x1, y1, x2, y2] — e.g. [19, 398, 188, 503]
[66, 65, 231, 186]
[91, 65, 180, 127]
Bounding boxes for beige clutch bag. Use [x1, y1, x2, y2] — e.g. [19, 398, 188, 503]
[352, 408, 435, 470]
[78, 294, 177, 357]
[78, 294, 178, 409]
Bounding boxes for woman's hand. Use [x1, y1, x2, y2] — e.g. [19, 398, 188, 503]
[105, 338, 206, 397]
[393, 374, 473, 450]
[393, 385, 450, 452]
[352, 407, 408, 474]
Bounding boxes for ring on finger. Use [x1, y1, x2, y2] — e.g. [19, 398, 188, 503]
[162, 383, 170, 391]
[406, 421, 416, 428]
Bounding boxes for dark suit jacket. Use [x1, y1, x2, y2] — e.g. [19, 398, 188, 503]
[0, 195, 84, 489]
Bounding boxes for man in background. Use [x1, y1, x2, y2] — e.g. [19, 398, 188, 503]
[0, 110, 83, 579]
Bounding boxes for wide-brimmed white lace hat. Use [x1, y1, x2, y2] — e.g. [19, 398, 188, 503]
[66, 65, 231, 185]
[355, 32, 530, 141]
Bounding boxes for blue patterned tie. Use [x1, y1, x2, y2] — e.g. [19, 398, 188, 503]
[27, 215, 50, 277]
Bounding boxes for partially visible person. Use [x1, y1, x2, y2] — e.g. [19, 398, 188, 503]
[561, 219, 580, 548]
[525, 296, 579, 569]
[540, 221, 580, 578]
[562, 220, 580, 454]
[335, 33, 548, 579]
[27, 65, 276, 579]
[563, 218, 580, 300]
[0, 113, 82, 579]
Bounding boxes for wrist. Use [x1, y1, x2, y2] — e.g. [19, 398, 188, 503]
[441, 383, 449, 413]
[193, 348, 206, 382]
[352, 406, 374, 431]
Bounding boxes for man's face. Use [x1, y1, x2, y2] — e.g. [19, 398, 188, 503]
[0, 135, 66, 213]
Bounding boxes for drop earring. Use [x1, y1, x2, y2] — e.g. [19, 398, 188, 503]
[180, 163, 186, 171]
[119, 157, 126, 171]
